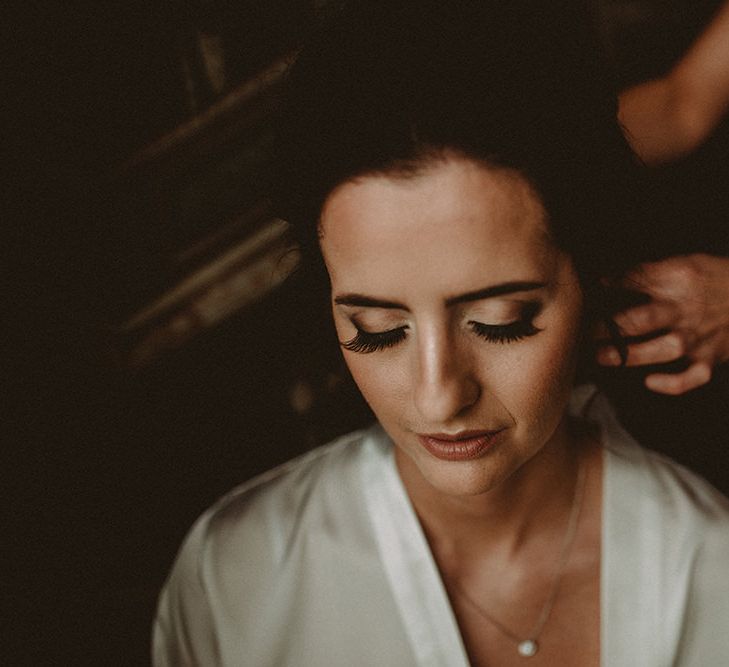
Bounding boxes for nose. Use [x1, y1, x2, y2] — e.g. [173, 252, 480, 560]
[413, 329, 481, 424]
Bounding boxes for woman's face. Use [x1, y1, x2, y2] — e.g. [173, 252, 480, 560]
[319, 157, 584, 497]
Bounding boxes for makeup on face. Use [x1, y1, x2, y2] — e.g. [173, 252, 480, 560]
[320, 157, 584, 497]
[417, 429, 508, 462]
[335, 288, 546, 354]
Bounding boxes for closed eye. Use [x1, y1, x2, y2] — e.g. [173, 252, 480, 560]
[341, 301, 542, 352]
[340, 326, 408, 353]
[469, 319, 541, 343]
[469, 300, 542, 343]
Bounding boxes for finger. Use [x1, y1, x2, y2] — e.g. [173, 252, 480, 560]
[644, 362, 712, 395]
[612, 302, 677, 337]
[597, 331, 689, 367]
[596, 344, 621, 365]
[621, 264, 664, 292]
[622, 257, 686, 283]
[620, 261, 688, 300]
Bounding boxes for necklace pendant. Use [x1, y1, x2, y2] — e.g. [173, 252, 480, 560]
[517, 639, 538, 657]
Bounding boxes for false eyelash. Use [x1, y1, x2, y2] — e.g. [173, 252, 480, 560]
[469, 319, 541, 343]
[340, 326, 407, 353]
[470, 300, 543, 344]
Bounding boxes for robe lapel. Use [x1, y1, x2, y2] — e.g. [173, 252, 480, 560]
[362, 428, 471, 667]
[596, 393, 692, 667]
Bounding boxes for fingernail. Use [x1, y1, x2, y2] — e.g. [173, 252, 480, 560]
[598, 348, 621, 365]
[644, 375, 662, 391]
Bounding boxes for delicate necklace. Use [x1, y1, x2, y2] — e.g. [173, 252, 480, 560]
[450, 455, 587, 658]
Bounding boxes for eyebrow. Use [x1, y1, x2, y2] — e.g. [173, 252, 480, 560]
[333, 281, 547, 310]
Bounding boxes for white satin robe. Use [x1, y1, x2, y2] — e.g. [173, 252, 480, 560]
[153, 387, 729, 666]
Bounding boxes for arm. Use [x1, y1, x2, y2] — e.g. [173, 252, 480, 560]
[618, 0, 729, 165]
[152, 517, 220, 667]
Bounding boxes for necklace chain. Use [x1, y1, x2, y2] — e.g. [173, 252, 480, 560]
[450, 454, 588, 657]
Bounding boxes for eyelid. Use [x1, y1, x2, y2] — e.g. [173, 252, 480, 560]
[469, 319, 541, 343]
[340, 301, 544, 353]
[352, 321, 406, 336]
[465, 299, 542, 320]
[467, 301, 543, 343]
[340, 325, 408, 353]
[349, 313, 409, 336]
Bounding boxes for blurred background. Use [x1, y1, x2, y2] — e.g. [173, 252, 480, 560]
[5, 1, 729, 664]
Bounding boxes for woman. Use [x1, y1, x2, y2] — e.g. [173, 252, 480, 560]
[154, 3, 729, 665]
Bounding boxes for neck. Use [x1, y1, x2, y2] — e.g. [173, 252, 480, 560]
[395, 416, 585, 559]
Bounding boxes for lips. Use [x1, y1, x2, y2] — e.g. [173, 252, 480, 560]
[417, 429, 506, 461]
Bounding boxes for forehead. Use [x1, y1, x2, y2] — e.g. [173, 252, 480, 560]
[319, 158, 557, 297]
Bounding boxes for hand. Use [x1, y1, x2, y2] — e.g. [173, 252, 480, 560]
[596, 254, 729, 395]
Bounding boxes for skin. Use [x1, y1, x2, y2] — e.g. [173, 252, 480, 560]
[597, 254, 729, 394]
[618, 0, 729, 166]
[614, 2, 729, 392]
[319, 156, 600, 665]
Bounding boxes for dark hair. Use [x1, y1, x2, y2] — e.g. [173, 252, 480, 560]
[272, 0, 653, 365]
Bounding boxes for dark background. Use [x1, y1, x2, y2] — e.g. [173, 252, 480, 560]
[5, 1, 729, 664]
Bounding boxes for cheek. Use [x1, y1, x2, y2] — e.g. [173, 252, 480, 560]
[333, 311, 410, 418]
[343, 352, 410, 424]
[491, 311, 582, 428]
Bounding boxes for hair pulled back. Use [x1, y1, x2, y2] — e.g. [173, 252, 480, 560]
[272, 0, 653, 358]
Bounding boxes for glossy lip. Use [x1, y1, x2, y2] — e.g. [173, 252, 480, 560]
[417, 428, 506, 462]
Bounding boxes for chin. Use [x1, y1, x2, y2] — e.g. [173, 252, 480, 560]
[411, 448, 516, 497]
